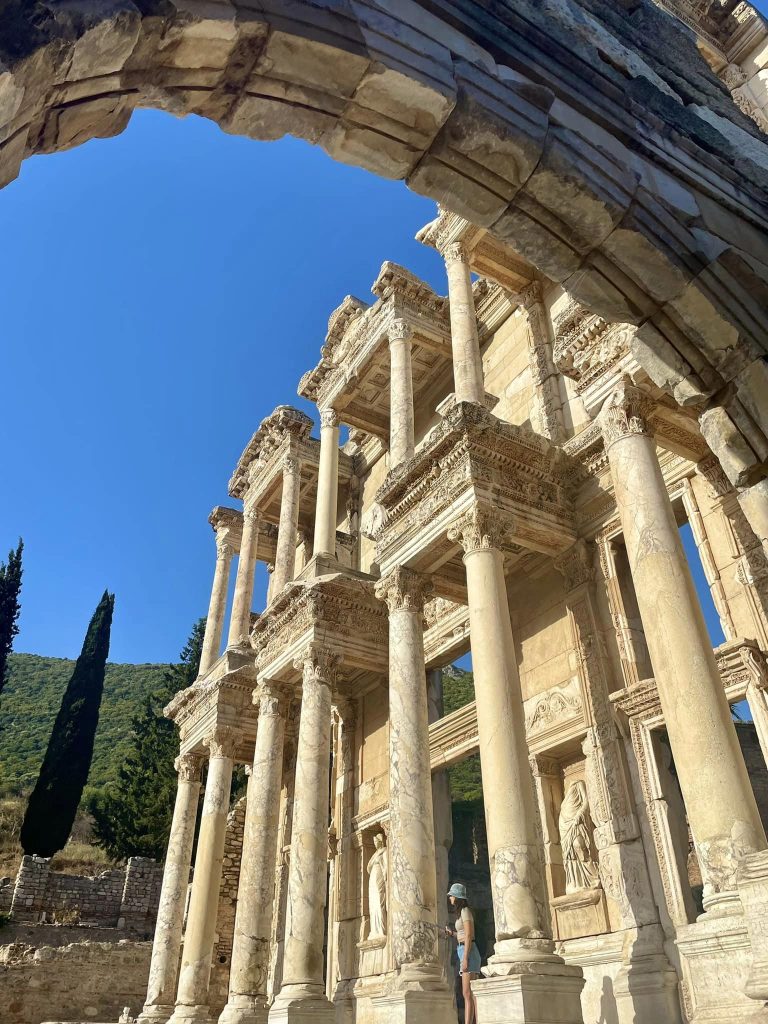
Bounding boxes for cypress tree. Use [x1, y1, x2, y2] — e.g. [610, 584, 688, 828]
[0, 539, 23, 699]
[90, 618, 206, 861]
[21, 590, 115, 857]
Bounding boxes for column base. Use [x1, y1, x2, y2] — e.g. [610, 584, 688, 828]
[371, 964, 455, 1024]
[485, 936, 562, 972]
[472, 962, 585, 1024]
[218, 995, 269, 1024]
[268, 984, 334, 1023]
[614, 955, 682, 1024]
[137, 1004, 175, 1024]
[167, 1004, 213, 1024]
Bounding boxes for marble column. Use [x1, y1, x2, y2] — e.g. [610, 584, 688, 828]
[269, 646, 337, 1023]
[374, 569, 454, 1021]
[313, 409, 340, 559]
[428, 668, 454, 991]
[449, 507, 552, 961]
[138, 753, 203, 1024]
[598, 378, 767, 913]
[200, 537, 235, 676]
[450, 508, 585, 1022]
[228, 507, 259, 648]
[219, 683, 290, 1024]
[271, 455, 301, 599]
[388, 318, 415, 469]
[170, 727, 240, 1024]
[441, 241, 485, 405]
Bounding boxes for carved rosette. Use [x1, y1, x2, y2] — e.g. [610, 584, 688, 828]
[375, 566, 432, 614]
[597, 378, 653, 452]
[388, 318, 413, 344]
[320, 407, 339, 430]
[203, 725, 241, 760]
[294, 643, 340, 691]
[174, 752, 203, 782]
[254, 679, 291, 719]
[441, 240, 468, 266]
[448, 505, 507, 556]
[554, 540, 595, 593]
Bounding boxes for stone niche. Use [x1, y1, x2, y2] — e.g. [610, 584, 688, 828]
[355, 825, 389, 979]
[543, 756, 610, 941]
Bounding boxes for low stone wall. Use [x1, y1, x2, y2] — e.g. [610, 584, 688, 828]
[0, 938, 151, 1024]
[10, 856, 162, 936]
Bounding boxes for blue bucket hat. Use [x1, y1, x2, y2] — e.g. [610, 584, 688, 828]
[448, 882, 467, 900]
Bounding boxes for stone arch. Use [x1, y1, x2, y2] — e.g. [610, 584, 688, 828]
[2, 0, 768, 497]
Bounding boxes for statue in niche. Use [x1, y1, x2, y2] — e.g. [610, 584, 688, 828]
[367, 832, 388, 940]
[558, 780, 600, 894]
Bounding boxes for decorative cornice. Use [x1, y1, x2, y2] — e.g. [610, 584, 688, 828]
[175, 752, 203, 782]
[448, 505, 507, 556]
[375, 566, 433, 614]
[229, 405, 313, 499]
[597, 378, 653, 452]
[203, 724, 242, 759]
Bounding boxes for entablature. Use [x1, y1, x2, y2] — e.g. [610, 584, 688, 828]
[374, 397, 577, 589]
[251, 572, 388, 690]
[298, 261, 452, 440]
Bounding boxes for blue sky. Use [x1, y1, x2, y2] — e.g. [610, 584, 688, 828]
[2, 107, 727, 666]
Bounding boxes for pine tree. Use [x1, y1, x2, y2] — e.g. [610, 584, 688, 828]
[89, 618, 206, 861]
[21, 590, 115, 857]
[0, 539, 23, 699]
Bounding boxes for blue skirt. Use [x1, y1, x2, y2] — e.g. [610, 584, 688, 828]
[457, 941, 482, 975]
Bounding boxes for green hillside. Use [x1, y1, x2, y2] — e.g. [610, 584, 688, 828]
[0, 653, 169, 792]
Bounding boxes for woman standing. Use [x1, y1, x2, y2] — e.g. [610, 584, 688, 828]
[444, 882, 481, 1024]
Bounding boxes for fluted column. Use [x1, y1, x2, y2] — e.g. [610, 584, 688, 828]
[220, 683, 290, 1024]
[313, 409, 339, 559]
[388, 319, 415, 469]
[200, 537, 235, 676]
[170, 727, 240, 1024]
[441, 240, 485, 405]
[598, 378, 766, 914]
[138, 753, 203, 1024]
[228, 507, 259, 648]
[449, 508, 553, 964]
[270, 646, 337, 1023]
[271, 455, 302, 598]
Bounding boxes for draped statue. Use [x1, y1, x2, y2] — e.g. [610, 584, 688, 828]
[558, 780, 600, 894]
[367, 832, 388, 939]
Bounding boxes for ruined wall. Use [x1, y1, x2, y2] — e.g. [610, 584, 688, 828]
[0, 939, 151, 1024]
[10, 855, 162, 935]
[208, 797, 247, 1015]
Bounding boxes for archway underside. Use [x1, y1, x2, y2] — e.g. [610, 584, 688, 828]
[3, 0, 768, 497]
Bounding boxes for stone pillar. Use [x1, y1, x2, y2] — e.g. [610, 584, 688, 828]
[228, 508, 259, 649]
[428, 668, 454, 991]
[313, 409, 340, 559]
[388, 319, 415, 469]
[200, 537, 235, 676]
[374, 568, 454, 1022]
[441, 241, 485, 405]
[449, 506, 584, 1024]
[271, 455, 301, 598]
[138, 754, 204, 1024]
[219, 683, 290, 1024]
[598, 378, 766, 914]
[517, 281, 565, 443]
[269, 646, 337, 1023]
[170, 727, 240, 1024]
[327, 698, 357, 1001]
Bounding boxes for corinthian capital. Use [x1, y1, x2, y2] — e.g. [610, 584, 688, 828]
[388, 318, 413, 344]
[243, 504, 259, 526]
[203, 725, 241, 759]
[375, 566, 433, 614]
[597, 377, 653, 452]
[320, 408, 340, 430]
[175, 752, 203, 782]
[254, 679, 291, 718]
[282, 454, 301, 479]
[554, 540, 594, 593]
[215, 536, 235, 562]
[448, 506, 507, 556]
[441, 240, 468, 266]
[293, 643, 340, 690]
